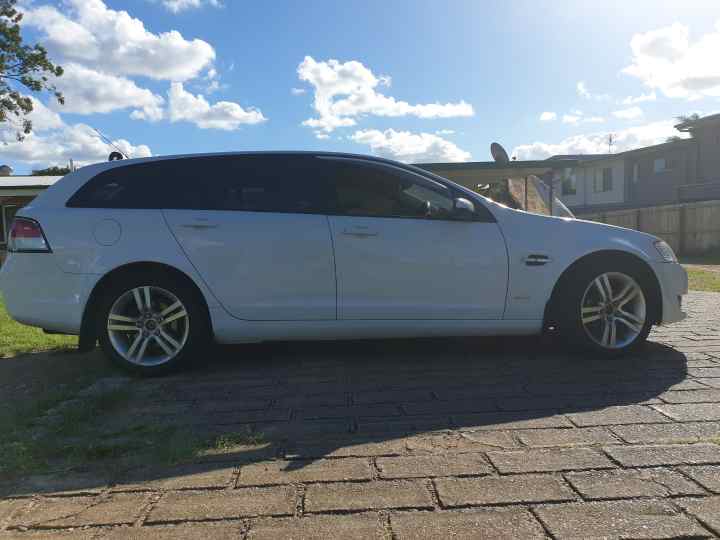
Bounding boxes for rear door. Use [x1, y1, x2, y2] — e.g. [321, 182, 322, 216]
[162, 155, 337, 321]
[322, 157, 508, 320]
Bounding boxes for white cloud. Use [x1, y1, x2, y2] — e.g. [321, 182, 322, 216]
[435, 129, 455, 135]
[562, 111, 605, 124]
[1, 117, 151, 167]
[22, 0, 215, 81]
[512, 120, 685, 160]
[621, 91, 657, 105]
[612, 106, 644, 120]
[53, 63, 164, 120]
[585, 116, 606, 123]
[167, 82, 266, 130]
[351, 129, 471, 163]
[576, 81, 610, 101]
[291, 87, 307, 95]
[623, 21, 720, 99]
[160, 0, 221, 13]
[563, 114, 580, 124]
[298, 56, 474, 135]
[540, 111, 557, 121]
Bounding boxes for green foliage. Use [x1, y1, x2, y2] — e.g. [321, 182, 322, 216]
[31, 165, 70, 176]
[1, 0, 64, 140]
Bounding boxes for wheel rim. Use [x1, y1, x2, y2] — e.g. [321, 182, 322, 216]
[580, 272, 646, 349]
[107, 286, 190, 366]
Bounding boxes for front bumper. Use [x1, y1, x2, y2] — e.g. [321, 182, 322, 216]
[651, 261, 688, 325]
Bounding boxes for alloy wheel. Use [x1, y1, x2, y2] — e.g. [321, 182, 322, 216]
[107, 286, 190, 366]
[580, 272, 646, 349]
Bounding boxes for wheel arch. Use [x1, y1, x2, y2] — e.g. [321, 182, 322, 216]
[543, 249, 663, 332]
[79, 261, 212, 352]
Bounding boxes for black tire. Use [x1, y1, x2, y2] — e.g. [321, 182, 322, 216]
[96, 269, 210, 376]
[558, 257, 655, 357]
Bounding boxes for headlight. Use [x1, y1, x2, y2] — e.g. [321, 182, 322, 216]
[654, 240, 677, 262]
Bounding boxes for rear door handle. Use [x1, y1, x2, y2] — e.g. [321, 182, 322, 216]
[342, 227, 378, 238]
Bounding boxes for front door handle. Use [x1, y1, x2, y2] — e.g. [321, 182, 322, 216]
[524, 254, 551, 266]
[180, 223, 219, 230]
[343, 227, 378, 238]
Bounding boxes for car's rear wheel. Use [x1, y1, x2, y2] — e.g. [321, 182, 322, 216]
[561, 262, 654, 356]
[97, 271, 208, 375]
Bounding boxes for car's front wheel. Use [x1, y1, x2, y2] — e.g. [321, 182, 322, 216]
[561, 261, 654, 356]
[97, 271, 208, 375]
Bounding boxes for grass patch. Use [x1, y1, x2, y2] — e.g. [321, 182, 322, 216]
[211, 429, 267, 451]
[686, 267, 720, 292]
[0, 295, 76, 357]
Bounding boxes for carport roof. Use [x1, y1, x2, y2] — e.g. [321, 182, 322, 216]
[0, 176, 61, 190]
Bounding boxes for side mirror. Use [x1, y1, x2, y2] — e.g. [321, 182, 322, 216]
[453, 197, 475, 220]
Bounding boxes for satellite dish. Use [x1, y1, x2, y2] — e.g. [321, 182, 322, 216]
[108, 151, 124, 161]
[490, 142, 510, 164]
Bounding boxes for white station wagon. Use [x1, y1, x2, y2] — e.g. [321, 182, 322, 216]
[0, 152, 687, 375]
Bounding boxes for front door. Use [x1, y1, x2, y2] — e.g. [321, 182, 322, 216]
[322, 157, 508, 320]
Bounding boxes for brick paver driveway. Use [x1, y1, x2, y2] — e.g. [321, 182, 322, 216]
[3, 291, 720, 538]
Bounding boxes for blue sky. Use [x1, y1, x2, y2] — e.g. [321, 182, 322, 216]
[2, 0, 720, 173]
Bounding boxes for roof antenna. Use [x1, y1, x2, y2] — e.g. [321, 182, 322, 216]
[92, 128, 130, 160]
[608, 133, 615, 154]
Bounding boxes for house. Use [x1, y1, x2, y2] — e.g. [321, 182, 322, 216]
[0, 176, 61, 247]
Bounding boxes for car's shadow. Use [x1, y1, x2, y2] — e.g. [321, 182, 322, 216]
[4, 335, 688, 496]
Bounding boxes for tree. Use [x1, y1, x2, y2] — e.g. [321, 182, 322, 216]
[1, 0, 64, 140]
[31, 165, 70, 176]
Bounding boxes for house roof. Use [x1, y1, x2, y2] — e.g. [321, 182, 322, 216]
[0, 176, 62, 189]
[620, 138, 694, 157]
[546, 154, 613, 161]
[675, 112, 720, 132]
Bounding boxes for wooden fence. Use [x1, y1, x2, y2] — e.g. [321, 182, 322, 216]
[579, 200, 720, 255]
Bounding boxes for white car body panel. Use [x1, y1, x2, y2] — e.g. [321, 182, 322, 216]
[328, 215, 508, 320]
[0, 152, 688, 347]
[163, 210, 336, 321]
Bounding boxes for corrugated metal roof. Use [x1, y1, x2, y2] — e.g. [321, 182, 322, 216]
[0, 176, 61, 189]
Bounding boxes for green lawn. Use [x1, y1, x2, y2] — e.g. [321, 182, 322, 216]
[0, 295, 76, 357]
[686, 267, 720, 293]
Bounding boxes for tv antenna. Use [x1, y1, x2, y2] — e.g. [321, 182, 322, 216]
[92, 128, 130, 160]
[608, 133, 615, 154]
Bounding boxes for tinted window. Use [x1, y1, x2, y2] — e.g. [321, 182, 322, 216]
[322, 159, 455, 220]
[67, 155, 330, 214]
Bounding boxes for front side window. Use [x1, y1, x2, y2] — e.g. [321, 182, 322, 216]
[323, 160, 455, 220]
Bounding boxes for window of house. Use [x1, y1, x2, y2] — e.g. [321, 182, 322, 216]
[593, 168, 613, 192]
[653, 158, 666, 173]
[561, 175, 577, 195]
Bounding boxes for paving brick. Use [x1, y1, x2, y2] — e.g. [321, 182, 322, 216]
[297, 404, 400, 421]
[517, 427, 618, 447]
[0, 498, 29, 524]
[689, 367, 720, 378]
[238, 458, 371, 485]
[203, 409, 291, 425]
[104, 523, 245, 539]
[148, 486, 295, 522]
[535, 500, 710, 539]
[10, 473, 108, 497]
[13, 494, 145, 528]
[356, 415, 452, 435]
[435, 474, 576, 507]
[376, 454, 492, 479]
[487, 448, 614, 474]
[403, 399, 497, 416]
[406, 431, 518, 453]
[354, 389, 434, 404]
[304, 481, 432, 513]
[391, 508, 546, 539]
[564, 468, 705, 499]
[197, 398, 270, 413]
[247, 514, 381, 539]
[566, 405, 671, 427]
[604, 443, 720, 467]
[453, 412, 573, 431]
[653, 403, 720, 421]
[0, 530, 98, 539]
[285, 438, 406, 459]
[677, 496, 720, 536]
[680, 465, 720, 493]
[114, 465, 236, 491]
[610, 422, 720, 444]
[660, 389, 720, 403]
[696, 378, 720, 389]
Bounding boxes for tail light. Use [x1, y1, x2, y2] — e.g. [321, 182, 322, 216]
[8, 217, 52, 253]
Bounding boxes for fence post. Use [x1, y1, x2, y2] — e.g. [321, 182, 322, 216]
[636, 209, 642, 232]
[678, 205, 687, 255]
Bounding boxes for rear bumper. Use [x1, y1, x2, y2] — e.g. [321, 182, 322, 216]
[651, 261, 688, 325]
[0, 253, 91, 334]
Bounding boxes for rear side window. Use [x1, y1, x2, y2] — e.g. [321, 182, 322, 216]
[66, 155, 330, 214]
